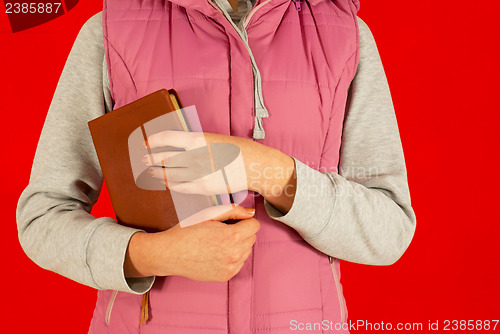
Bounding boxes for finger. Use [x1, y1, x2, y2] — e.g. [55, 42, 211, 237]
[179, 204, 253, 228]
[161, 180, 196, 193]
[161, 179, 215, 196]
[142, 151, 185, 166]
[230, 217, 260, 237]
[147, 166, 206, 182]
[208, 205, 255, 222]
[145, 130, 206, 150]
[159, 179, 203, 196]
[231, 260, 246, 277]
[147, 166, 174, 180]
[161, 172, 229, 196]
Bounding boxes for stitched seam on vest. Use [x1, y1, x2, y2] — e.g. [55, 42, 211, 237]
[319, 1, 359, 172]
[328, 51, 356, 121]
[104, 37, 138, 96]
[106, 6, 211, 22]
[103, 8, 171, 12]
[227, 23, 233, 139]
[261, 78, 335, 88]
[252, 19, 356, 30]
[143, 308, 226, 316]
[106, 17, 192, 22]
[141, 323, 227, 330]
[255, 239, 306, 245]
[255, 328, 301, 331]
[103, 0, 114, 104]
[321, 266, 333, 309]
[186, 14, 217, 21]
[226, 32, 231, 334]
[107, 13, 214, 22]
[318, 49, 357, 165]
[255, 307, 322, 317]
[300, 10, 353, 18]
[136, 77, 229, 82]
[256, 326, 313, 331]
[351, 2, 360, 83]
[251, 239, 255, 332]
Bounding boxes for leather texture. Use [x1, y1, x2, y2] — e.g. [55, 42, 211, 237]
[89, 89, 216, 232]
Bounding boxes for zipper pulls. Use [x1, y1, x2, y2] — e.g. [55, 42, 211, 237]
[292, 0, 301, 11]
[140, 291, 150, 325]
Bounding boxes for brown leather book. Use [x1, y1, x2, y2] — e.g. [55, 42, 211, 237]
[88, 89, 220, 232]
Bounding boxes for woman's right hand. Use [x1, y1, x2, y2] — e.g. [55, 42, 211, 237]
[124, 205, 260, 282]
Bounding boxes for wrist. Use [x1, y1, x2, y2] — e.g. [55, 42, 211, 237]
[254, 147, 295, 195]
[124, 231, 156, 278]
[246, 143, 286, 192]
[260, 153, 297, 214]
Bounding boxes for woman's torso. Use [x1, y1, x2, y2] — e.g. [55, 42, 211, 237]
[89, 0, 359, 332]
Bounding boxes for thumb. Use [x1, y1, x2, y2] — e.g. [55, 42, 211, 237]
[179, 204, 254, 228]
[209, 204, 255, 222]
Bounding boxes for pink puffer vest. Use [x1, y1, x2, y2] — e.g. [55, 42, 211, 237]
[89, 0, 359, 332]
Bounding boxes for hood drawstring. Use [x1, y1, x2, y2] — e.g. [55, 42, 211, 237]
[252, 106, 269, 140]
[211, 0, 270, 140]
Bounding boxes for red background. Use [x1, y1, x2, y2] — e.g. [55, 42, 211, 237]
[2, 0, 499, 332]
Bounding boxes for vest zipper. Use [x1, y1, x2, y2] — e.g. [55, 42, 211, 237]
[105, 290, 118, 325]
[291, 0, 302, 11]
[329, 256, 346, 324]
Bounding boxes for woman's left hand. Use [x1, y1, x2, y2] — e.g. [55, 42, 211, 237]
[142, 131, 293, 197]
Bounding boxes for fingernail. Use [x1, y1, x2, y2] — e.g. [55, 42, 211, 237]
[244, 207, 255, 215]
[142, 155, 150, 164]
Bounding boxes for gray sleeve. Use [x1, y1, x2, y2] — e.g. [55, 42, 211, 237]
[16, 12, 155, 294]
[263, 17, 417, 265]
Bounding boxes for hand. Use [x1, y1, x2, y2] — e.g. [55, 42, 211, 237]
[125, 204, 260, 282]
[144, 131, 296, 214]
[142, 130, 293, 197]
[144, 140, 248, 196]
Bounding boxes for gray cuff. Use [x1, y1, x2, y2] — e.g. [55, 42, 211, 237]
[86, 217, 155, 294]
[263, 157, 337, 239]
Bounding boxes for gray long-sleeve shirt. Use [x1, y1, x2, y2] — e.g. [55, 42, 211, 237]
[16, 9, 416, 295]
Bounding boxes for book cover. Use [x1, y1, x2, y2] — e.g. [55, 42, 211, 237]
[88, 88, 221, 232]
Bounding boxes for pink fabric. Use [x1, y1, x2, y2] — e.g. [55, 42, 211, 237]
[90, 0, 359, 332]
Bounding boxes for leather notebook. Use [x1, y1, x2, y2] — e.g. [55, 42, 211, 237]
[88, 89, 220, 232]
